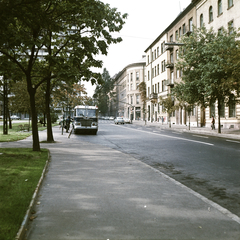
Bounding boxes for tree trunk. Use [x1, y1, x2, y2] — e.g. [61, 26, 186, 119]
[46, 77, 54, 142]
[217, 99, 221, 134]
[28, 82, 40, 151]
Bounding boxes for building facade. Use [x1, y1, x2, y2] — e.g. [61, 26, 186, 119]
[112, 57, 146, 120]
[144, 0, 240, 129]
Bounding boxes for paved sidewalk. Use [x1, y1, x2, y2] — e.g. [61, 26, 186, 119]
[132, 120, 240, 140]
[1, 127, 240, 239]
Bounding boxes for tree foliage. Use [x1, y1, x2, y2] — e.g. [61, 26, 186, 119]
[174, 26, 240, 133]
[93, 68, 114, 116]
[0, 0, 127, 150]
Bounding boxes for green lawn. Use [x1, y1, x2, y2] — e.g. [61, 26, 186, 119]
[0, 148, 49, 240]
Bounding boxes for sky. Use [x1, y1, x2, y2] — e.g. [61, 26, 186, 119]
[84, 0, 191, 96]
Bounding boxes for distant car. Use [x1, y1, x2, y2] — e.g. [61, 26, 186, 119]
[124, 118, 131, 124]
[11, 115, 20, 120]
[114, 117, 124, 124]
[0, 115, 3, 119]
[109, 116, 114, 120]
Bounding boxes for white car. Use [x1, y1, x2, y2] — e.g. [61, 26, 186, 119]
[124, 118, 131, 124]
[114, 117, 124, 124]
[11, 115, 20, 120]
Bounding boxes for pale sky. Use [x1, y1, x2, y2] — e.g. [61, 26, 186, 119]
[84, 0, 191, 96]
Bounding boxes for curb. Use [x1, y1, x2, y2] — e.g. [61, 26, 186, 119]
[15, 150, 51, 240]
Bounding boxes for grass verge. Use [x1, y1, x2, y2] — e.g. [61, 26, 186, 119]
[0, 123, 47, 142]
[0, 148, 49, 240]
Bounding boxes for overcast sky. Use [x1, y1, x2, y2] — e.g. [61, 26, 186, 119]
[84, 0, 191, 96]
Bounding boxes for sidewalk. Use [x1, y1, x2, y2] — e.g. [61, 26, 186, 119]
[132, 120, 240, 140]
[1, 127, 240, 239]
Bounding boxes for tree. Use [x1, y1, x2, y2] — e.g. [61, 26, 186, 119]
[93, 68, 114, 116]
[159, 95, 176, 128]
[138, 81, 147, 122]
[175, 26, 240, 133]
[0, 0, 127, 150]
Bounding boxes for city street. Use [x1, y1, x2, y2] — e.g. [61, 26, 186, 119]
[76, 120, 240, 217]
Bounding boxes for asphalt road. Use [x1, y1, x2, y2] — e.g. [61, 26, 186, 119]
[73, 120, 240, 217]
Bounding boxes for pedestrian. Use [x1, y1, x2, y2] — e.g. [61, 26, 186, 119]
[211, 115, 215, 130]
[66, 116, 71, 133]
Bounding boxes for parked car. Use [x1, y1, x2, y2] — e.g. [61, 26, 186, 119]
[109, 116, 114, 120]
[124, 118, 131, 124]
[0, 115, 3, 119]
[11, 115, 20, 120]
[114, 117, 124, 124]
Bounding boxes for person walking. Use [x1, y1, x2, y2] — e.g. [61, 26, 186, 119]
[211, 115, 215, 130]
[66, 116, 71, 133]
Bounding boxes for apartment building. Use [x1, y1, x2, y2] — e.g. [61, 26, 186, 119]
[112, 57, 146, 120]
[145, 2, 197, 125]
[145, 0, 240, 128]
[196, 0, 240, 129]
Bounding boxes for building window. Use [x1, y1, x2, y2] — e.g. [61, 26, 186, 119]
[175, 30, 179, 41]
[183, 24, 186, 35]
[229, 96, 236, 117]
[170, 34, 173, 42]
[157, 47, 159, 56]
[161, 42, 165, 54]
[228, 21, 234, 34]
[136, 95, 140, 104]
[210, 100, 215, 117]
[148, 55, 149, 64]
[176, 49, 179, 60]
[170, 71, 174, 84]
[157, 64, 159, 75]
[189, 18, 193, 32]
[136, 72, 139, 81]
[158, 83, 160, 93]
[228, 0, 233, 8]
[161, 60, 166, 72]
[179, 27, 182, 37]
[130, 95, 133, 105]
[219, 100, 225, 117]
[148, 87, 150, 97]
[200, 14, 204, 28]
[209, 6, 213, 22]
[136, 83, 139, 89]
[170, 53, 174, 63]
[177, 69, 180, 79]
[131, 73, 133, 81]
[218, 0, 222, 16]
[155, 66, 157, 77]
[148, 71, 150, 80]
[130, 84, 133, 90]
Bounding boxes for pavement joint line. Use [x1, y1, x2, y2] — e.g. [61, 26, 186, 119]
[116, 124, 214, 146]
[138, 157, 240, 225]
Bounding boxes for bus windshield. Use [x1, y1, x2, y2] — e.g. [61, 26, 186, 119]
[75, 108, 97, 118]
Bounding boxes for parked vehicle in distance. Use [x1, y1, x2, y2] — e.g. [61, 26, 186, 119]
[109, 116, 114, 120]
[114, 117, 124, 124]
[11, 115, 20, 120]
[0, 116, 3, 119]
[124, 118, 131, 124]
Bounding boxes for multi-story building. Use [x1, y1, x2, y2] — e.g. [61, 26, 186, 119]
[112, 57, 146, 120]
[144, 0, 240, 129]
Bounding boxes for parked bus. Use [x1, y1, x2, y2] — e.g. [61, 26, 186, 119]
[73, 105, 98, 134]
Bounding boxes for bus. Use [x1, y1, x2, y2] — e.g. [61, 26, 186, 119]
[73, 105, 98, 134]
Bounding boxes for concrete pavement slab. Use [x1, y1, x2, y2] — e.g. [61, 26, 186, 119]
[1, 127, 240, 239]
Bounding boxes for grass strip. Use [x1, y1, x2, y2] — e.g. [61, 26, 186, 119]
[0, 148, 49, 240]
[0, 123, 47, 142]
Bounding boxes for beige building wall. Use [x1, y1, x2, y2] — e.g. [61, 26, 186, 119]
[196, 0, 240, 129]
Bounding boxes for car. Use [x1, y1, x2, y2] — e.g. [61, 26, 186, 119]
[0, 115, 3, 119]
[109, 116, 114, 120]
[114, 117, 124, 124]
[124, 118, 131, 124]
[11, 115, 20, 120]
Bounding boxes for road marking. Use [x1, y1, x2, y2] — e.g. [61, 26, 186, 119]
[119, 125, 214, 146]
[226, 140, 240, 144]
[192, 135, 209, 139]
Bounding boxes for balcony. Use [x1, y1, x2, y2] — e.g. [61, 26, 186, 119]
[165, 44, 174, 51]
[150, 93, 158, 100]
[166, 79, 174, 87]
[165, 61, 174, 68]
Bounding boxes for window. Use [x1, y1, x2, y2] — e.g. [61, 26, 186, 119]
[182, 24, 186, 35]
[175, 30, 179, 41]
[170, 71, 174, 84]
[189, 18, 193, 32]
[162, 80, 166, 92]
[161, 42, 165, 53]
[136, 83, 139, 89]
[176, 49, 179, 60]
[130, 73, 133, 81]
[177, 70, 180, 79]
[136, 72, 139, 81]
[154, 49, 156, 59]
[158, 83, 160, 93]
[148, 71, 150, 80]
[170, 53, 174, 63]
[147, 55, 149, 64]
[157, 64, 159, 75]
[161, 60, 166, 72]
[179, 27, 182, 37]
[228, 21, 234, 34]
[219, 99, 225, 117]
[228, 0, 233, 8]
[209, 6, 213, 22]
[155, 66, 157, 76]
[157, 47, 159, 56]
[218, 0, 222, 15]
[130, 84, 133, 90]
[210, 100, 215, 117]
[200, 14, 204, 28]
[136, 95, 140, 104]
[148, 87, 150, 96]
[229, 96, 236, 117]
[155, 84, 157, 93]
[130, 95, 133, 104]
[170, 34, 173, 42]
